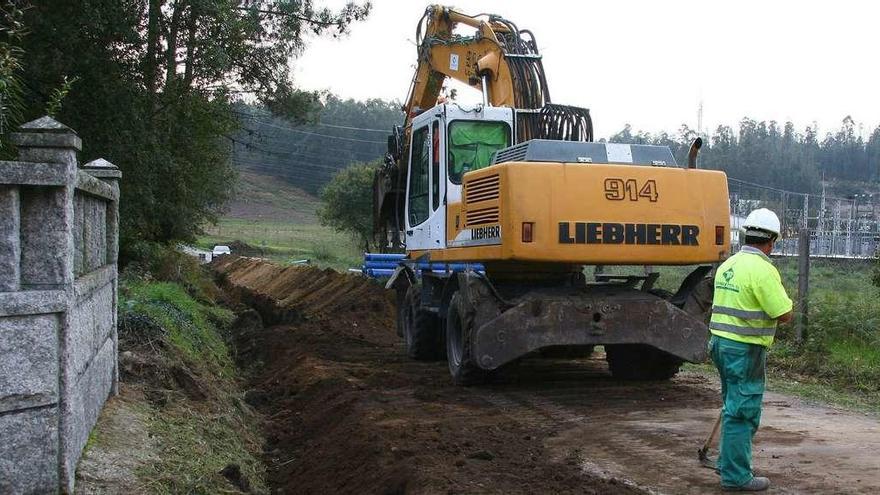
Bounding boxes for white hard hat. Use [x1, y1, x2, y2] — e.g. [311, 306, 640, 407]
[742, 208, 781, 239]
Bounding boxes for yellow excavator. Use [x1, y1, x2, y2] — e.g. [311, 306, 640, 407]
[374, 5, 730, 384]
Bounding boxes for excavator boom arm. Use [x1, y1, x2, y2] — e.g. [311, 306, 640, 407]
[403, 5, 547, 133]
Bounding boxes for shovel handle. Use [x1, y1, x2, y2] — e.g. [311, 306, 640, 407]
[701, 410, 723, 452]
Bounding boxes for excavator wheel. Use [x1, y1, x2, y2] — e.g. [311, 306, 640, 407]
[445, 291, 486, 385]
[402, 285, 443, 361]
[605, 344, 683, 381]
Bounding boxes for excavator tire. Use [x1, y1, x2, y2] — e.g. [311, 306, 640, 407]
[445, 291, 486, 386]
[605, 344, 683, 381]
[402, 285, 443, 361]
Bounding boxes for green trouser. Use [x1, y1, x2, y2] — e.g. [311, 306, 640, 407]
[709, 335, 767, 488]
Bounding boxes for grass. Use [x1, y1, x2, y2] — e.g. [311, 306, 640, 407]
[683, 361, 880, 414]
[121, 281, 235, 378]
[112, 250, 267, 493]
[201, 169, 363, 270]
[768, 258, 880, 398]
[199, 218, 361, 270]
[138, 401, 266, 495]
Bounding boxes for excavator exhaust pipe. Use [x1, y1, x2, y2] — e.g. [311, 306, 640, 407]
[688, 137, 703, 169]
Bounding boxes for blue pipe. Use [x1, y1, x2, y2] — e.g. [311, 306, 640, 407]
[363, 253, 406, 261]
[363, 261, 402, 269]
[363, 267, 486, 278]
[363, 261, 485, 271]
[364, 268, 446, 277]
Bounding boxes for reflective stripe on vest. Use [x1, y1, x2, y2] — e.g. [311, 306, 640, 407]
[712, 305, 772, 320]
[709, 321, 776, 336]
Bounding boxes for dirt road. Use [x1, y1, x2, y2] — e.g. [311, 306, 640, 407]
[217, 259, 880, 494]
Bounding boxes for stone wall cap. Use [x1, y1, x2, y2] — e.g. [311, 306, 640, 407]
[19, 116, 77, 134]
[83, 158, 118, 170]
[83, 159, 122, 179]
[10, 131, 82, 151]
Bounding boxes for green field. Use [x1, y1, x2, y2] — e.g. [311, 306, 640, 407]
[198, 218, 362, 271]
[198, 171, 364, 270]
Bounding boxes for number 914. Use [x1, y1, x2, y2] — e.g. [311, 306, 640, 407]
[604, 178, 659, 202]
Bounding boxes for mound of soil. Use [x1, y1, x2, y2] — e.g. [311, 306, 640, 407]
[214, 256, 394, 327]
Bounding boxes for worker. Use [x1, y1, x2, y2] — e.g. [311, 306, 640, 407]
[709, 208, 793, 492]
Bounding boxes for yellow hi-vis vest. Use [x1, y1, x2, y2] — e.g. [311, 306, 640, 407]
[709, 246, 793, 347]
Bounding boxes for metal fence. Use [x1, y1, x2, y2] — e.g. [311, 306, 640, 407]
[728, 178, 880, 258]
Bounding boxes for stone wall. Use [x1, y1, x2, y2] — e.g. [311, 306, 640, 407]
[0, 117, 121, 494]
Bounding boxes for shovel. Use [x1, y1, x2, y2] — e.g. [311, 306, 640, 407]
[698, 409, 722, 470]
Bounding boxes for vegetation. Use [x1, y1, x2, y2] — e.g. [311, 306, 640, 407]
[770, 259, 880, 397]
[232, 97, 401, 195]
[317, 160, 379, 252]
[122, 281, 234, 377]
[0, 2, 26, 156]
[111, 244, 266, 493]
[199, 219, 361, 270]
[3, 0, 370, 261]
[610, 117, 880, 194]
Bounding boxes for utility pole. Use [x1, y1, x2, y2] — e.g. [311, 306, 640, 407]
[796, 228, 810, 343]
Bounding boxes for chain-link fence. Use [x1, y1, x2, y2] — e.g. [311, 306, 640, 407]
[728, 178, 880, 258]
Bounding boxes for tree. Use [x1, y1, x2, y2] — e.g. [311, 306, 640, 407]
[0, 1, 25, 156]
[318, 160, 379, 252]
[15, 0, 370, 260]
[868, 126, 880, 182]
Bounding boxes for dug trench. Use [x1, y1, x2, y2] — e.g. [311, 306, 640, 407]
[216, 257, 880, 494]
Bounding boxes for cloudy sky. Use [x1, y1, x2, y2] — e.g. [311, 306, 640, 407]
[293, 0, 879, 139]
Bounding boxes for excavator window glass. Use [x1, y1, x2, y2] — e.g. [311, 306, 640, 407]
[432, 121, 441, 211]
[447, 121, 511, 184]
[408, 126, 430, 226]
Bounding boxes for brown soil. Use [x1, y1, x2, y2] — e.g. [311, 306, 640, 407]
[219, 258, 880, 495]
[214, 256, 391, 323]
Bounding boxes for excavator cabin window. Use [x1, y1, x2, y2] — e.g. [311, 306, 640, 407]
[408, 126, 430, 226]
[447, 120, 511, 184]
[432, 121, 440, 211]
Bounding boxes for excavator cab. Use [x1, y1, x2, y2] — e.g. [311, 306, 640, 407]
[403, 103, 513, 251]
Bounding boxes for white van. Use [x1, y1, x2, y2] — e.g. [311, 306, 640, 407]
[212, 245, 232, 257]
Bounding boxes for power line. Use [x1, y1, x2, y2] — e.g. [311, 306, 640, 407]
[231, 158, 352, 175]
[232, 140, 382, 160]
[232, 109, 394, 134]
[236, 116, 387, 144]
[315, 122, 389, 133]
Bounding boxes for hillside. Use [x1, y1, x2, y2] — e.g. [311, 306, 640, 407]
[231, 97, 401, 195]
[224, 170, 321, 223]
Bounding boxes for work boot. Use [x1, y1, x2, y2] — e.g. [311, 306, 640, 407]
[722, 476, 770, 492]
